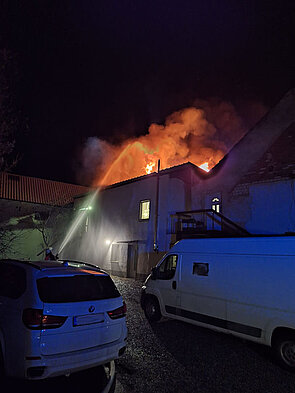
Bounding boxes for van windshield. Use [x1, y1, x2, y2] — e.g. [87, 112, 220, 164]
[37, 274, 120, 303]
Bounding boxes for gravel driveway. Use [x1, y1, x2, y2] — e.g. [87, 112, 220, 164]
[113, 276, 295, 393]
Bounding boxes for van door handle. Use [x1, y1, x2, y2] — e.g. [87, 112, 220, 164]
[172, 281, 177, 290]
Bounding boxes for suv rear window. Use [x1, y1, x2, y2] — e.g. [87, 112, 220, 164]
[37, 274, 120, 303]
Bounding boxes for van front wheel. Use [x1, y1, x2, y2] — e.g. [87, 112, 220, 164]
[273, 334, 295, 371]
[144, 297, 161, 322]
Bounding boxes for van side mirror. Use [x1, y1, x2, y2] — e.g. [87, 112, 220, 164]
[151, 267, 158, 280]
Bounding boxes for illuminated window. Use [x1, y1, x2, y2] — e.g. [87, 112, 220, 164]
[211, 197, 220, 213]
[139, 200, 150, 220]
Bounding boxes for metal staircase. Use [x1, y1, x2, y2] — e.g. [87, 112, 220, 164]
[170, 209, 250, 241]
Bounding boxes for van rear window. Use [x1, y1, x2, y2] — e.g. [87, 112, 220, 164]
[37, 274, 120, 303]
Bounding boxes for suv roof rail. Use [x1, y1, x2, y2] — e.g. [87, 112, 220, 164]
[0, 258, 102, 272]
[58, 259, 101, 270]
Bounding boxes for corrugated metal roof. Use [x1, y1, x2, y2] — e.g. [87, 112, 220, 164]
[0, 172, 91, 206]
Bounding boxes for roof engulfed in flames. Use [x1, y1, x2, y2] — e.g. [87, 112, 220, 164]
[78, 99, 267, 187]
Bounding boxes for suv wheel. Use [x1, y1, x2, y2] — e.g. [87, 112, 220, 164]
[144, 297, 161, 322]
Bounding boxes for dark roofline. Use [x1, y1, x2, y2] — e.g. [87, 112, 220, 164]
[209, 88, 295, 180]
[3, 171, 90, 188]
[98, 161, 211, 191]
[73, 162, 213, 201]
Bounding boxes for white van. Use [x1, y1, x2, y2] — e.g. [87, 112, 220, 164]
[141, 236, 295, 370]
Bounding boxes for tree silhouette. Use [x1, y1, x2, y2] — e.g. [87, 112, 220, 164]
[0, 46, 28, 257]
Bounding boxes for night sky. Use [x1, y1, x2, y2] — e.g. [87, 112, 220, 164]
[1, 1, 294, 185]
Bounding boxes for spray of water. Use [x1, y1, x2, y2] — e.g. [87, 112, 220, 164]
[58, 148, 129, 256]
[97, 142, 138, 186]
[58, 188, 99, 255]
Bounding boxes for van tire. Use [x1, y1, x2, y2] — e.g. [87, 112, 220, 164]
[143, 296, 161, 322]
[273, 333, 295, 371]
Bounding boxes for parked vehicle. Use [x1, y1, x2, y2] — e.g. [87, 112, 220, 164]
[0, 259, 127, 379]
[141, 236, 295, 370]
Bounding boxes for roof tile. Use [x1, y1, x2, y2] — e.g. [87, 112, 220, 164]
[0, 172, 91, 206]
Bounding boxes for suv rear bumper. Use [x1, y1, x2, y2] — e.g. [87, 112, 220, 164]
[24, 339, 126, 379]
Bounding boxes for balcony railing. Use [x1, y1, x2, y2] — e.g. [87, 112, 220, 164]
[169, 209, 249, 240]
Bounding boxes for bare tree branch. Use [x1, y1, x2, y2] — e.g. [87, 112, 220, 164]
[0, 228, 24, 258]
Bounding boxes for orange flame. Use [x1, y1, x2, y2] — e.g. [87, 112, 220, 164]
[199, 162, 210, 172]
[145, 162, 156, 174]
[89, 102, 256, 187]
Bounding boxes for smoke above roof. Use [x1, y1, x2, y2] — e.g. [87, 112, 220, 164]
[77, 98, 267, 186]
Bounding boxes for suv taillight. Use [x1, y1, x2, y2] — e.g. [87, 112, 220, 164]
[107, 301, 127, 320]
[22, 308, 67, 329]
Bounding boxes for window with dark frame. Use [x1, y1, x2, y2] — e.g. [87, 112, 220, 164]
[139, 200, 150, 220]
[37, 275, 120, 302]
[157, 255, 178, 280]
[193, 263, 209, 276]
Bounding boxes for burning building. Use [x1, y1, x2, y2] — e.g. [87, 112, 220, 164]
[66, 89, 295, 279]
[78, 98, 260, 187]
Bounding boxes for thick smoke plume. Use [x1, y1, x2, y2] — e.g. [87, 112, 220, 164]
[78, 99, 267, 187]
